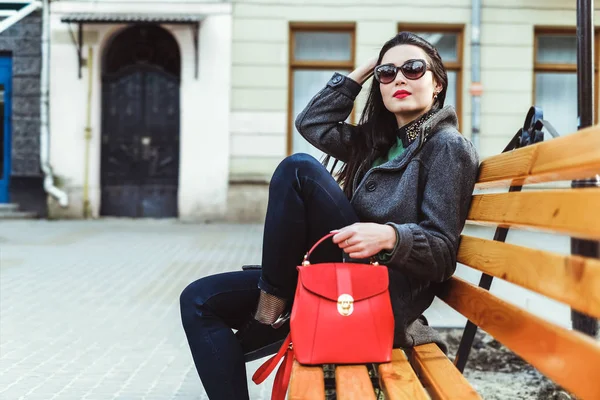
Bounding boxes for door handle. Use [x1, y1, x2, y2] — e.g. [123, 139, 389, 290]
[141, 137, 152, 160]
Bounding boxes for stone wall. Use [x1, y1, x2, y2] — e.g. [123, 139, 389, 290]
[0, 11, 46, 216]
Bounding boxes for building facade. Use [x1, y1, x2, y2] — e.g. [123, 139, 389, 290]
[6, 0, 595, 220]
[228, 0, 600, 221]
[47, 0, 232, 220]
[0, 5, 47, 217]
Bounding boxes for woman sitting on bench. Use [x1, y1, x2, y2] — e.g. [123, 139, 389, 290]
[180, 31, 479, 400]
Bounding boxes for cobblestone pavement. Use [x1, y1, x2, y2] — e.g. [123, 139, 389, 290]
[0, 220, 275, 400]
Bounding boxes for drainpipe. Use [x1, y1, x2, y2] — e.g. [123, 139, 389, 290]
[453, 0, 483, 374]
[40, 0, 68, 207]
[83, 46, 93, 218]
[470, 0, 482, 152]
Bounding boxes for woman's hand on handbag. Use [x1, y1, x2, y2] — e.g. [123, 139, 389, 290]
[331, 222, 396, 259]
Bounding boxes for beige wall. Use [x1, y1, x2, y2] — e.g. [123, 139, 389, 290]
[47, 1, 232, 220]
[231, 0, 600, 182]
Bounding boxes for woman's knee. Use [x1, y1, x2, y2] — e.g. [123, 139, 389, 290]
[180, 279, 211, 328]
[271, 153, 321, 185]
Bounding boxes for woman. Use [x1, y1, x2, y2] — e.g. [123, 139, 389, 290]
[180, 32, 479, 399]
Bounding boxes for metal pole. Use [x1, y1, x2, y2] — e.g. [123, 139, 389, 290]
[83, 47, 93, 218]
[40, 0, 69, 207]
[572, 0, 598, 338]
[577, 0, 594, 129]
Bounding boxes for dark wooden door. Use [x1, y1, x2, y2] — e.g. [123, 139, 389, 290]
[100, 65, 180, 217]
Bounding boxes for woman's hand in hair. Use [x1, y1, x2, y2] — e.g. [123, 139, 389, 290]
[331, 222, 396, 259]
[348, 57, 378, 85]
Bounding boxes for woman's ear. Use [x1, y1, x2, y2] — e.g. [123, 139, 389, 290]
[431, 78, 442, 94]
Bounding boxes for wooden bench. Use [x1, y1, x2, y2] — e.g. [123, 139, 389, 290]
[286, 122, 600, 399]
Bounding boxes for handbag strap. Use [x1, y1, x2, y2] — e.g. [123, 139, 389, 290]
[272, 344, 294, 399]
[252, 334, 294, 400]
[303, 232, 337, 264]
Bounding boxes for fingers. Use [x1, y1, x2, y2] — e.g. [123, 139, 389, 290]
[369, 58, 378, 71]
[348, 250, 373, 259]
[331, 226, 356, 246]
[339, 239, 375, 259]
[340, 238, 359, 250]
[347, 245, 378, 260]
[329, 223, 382, 259]
[337, 235, 355, 250]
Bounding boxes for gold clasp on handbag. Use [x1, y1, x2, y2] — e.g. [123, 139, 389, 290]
[337, 294, 354, 316]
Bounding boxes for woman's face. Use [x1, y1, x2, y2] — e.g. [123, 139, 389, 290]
[378, 44, 442, 127]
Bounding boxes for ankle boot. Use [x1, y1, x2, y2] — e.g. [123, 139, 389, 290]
[236, 312, 290, 361]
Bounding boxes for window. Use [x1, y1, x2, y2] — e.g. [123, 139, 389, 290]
[288, 23, 355, 159]
[534, 28, 599, 136]
[398, 25, 464, 128]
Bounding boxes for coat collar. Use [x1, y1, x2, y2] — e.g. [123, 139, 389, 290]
[351, 106, 460, 193]
[385, 105, 459, 169]
[397, 108, 437, 148]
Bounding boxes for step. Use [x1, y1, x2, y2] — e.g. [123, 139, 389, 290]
[0, 203, 18, 212]
[0, 211, 37, 219]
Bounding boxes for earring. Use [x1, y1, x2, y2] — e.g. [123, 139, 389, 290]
[433, 92, 438, 100]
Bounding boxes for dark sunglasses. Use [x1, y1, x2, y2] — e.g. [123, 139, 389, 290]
[373, 59, 430, 84]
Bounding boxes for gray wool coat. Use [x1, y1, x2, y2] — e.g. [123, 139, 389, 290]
[295, 73, 480, 352]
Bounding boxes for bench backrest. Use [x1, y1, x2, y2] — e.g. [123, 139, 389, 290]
[442, 126, 600, 400]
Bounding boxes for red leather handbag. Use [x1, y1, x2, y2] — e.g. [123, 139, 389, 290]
[253, 232, 394, 398]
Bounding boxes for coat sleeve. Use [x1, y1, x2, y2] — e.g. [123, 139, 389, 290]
[384, 135, 480, 282]
[294, 73, 363, 163]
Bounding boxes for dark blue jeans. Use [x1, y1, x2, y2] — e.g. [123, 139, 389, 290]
[180, 154, 360, 399]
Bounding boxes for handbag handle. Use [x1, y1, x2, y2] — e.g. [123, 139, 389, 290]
[302, 232, 379, 266]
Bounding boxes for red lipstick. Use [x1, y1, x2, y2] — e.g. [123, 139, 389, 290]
[394, 90, 411, 99]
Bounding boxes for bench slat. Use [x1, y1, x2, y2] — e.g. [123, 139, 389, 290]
[476, 125, 600, 188]
[467, 189, 600, 240]
[458, 235, 600, 319]
[438, 276, 600, 400]
[335, 365, 376, 400]
[378, 349, 429, 400]
[411, 343, 481, 400]
[288, 361, 325, 399]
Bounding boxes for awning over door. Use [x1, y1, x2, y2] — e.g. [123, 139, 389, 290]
[60, 13, 203, 78]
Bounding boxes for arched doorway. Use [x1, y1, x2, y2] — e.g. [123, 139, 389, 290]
[100, 25, 180, 218]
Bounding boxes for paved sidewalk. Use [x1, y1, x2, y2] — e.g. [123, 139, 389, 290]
[0, 220, 275, 400]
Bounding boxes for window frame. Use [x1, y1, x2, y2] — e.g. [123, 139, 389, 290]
[397, 23, 465, 129]
[533, 26, 599, 126]
[287, 22, 356, 156]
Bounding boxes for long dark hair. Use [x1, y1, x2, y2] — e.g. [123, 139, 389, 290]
[334, 32, 449, 199]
